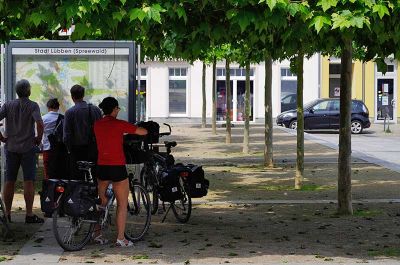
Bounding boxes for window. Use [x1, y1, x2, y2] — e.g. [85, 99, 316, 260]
[169, 67, 187, 115]
[313, 101, 329, 111]
[136, 68, 147, 121]
[136, 67, 147, 77]
[280, 67, 297, 113]
[377, 63, 395, 73]
[330, 100, 340, 111]
[216, 67, 254, 77]
[329, 63, 341, 98]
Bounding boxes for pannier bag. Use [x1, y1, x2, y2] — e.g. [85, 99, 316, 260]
[177, 164, 209, 198]
[62, 181, 97, 218]
[158, 169, 184, 202]
[40, 179, 65, 215]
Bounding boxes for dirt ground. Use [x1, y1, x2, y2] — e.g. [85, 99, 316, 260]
[2, 125, 400, 263]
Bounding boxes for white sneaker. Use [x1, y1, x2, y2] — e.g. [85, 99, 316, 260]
[116, 238, 134, 247]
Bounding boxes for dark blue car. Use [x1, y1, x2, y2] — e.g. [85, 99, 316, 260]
[276, 98, 371, 134]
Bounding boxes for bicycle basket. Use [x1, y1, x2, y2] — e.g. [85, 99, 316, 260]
[135, 121, 160, 144]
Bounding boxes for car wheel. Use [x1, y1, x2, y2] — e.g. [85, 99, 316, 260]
[351, 120, 363, 134]
[289, 120, 297, 130]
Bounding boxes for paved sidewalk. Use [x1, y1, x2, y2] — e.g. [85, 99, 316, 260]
[279, 124, 400, 173]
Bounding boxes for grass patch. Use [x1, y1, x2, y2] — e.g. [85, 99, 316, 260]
[131, 255, 149, 260]
[148, 242, 163, 248]
[260, 184, 334, 192]
[368, 248, 400, 257]
[228, 252, 238, 256]
[0, 257, 7, 262]
[354, 209, 383, 217]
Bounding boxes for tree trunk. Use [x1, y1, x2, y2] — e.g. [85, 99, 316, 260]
[243, 62, 251, 154]
[295, 52, 304, 190]
[337, 37, 353, 215]
[264, 55, 273, 167]
[201, 62, 207, 128]
[212, 57, 217, 135]
[225, 58, 232, 144]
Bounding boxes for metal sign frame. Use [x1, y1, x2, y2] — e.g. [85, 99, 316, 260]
[5, 40, 136, 122]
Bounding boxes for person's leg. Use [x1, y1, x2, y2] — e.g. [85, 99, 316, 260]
[21, 148, 38, 218]
[113, 178, 129, 241]
[97, 179, 110, 208]
[4, 151, 20, 217]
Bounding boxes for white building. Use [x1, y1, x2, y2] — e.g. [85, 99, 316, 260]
[139, 55, 321, 123]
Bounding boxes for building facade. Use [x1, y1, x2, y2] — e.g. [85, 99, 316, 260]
[140, 55, 321, 123]
[321, 57, 399, 123]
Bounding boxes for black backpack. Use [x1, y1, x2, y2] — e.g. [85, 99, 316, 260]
[158, 169, 184, 202]
[62, 181, 97, 218]
[47, 114, 64, 150]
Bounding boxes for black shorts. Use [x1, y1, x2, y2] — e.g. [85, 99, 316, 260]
[96, 165, 128, 182]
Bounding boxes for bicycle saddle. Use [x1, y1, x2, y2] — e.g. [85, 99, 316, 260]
[164, 141, 177, 148]
[77, 161, 95, 170]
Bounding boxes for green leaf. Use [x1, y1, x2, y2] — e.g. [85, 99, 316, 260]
[287, 3, 299, 16]
[147, 4, 165, 23]
[364, 0, 375, 8]
[112, 10, 126, 22]
[310, 15, 331, 33]
[30, 12, 46, 27]
[176, 6, 187, 23]
[317, 0, 338, 12]
[226, 9, 238, 19]
[350, 16, 365, 28]
[129, 8, 146, 22]
[71, 23, 91, 41]
[120, 0, 127, 5]
[266, 0, 277, 10]
[373, 4, 389, 19]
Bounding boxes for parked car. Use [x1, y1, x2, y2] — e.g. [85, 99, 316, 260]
[276, 98, 371, 134]
[281, 93, 297, 112]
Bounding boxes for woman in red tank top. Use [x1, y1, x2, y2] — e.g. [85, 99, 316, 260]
[94, 97, 147, 247]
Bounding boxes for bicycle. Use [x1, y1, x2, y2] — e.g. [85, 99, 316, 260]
[0, 194, 12, 240]
[52, 161, 151, 251]
[136, 123, 192, 223]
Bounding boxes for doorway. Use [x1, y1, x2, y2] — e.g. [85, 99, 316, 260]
[375, 62, 397, 123]
[216, 80, 254, 122]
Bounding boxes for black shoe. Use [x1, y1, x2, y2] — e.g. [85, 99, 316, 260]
[25, 214, 44, 224]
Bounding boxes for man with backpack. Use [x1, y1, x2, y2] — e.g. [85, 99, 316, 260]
[63, 85, 102, 180]
[42, 98, 67, 180]
[0, 79, 44, 223]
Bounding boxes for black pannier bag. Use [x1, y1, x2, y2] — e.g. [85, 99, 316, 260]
[40, 179, 64, 215]
[123, 134, 148, 164]
[158, 169, 184, 202]
[135, 121, 160, 144]
[177, 164, 209, 198]
[62, 181, 97, 218]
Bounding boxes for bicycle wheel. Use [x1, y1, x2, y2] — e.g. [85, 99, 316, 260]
[52, 207, 95, 251]
[125, 183, 151, 242]
[140, 166, 159, 215]
[172, 180, 192, 223]
[0, 197, 12, 239]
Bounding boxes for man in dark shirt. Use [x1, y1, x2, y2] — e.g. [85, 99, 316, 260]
[0, 79, 44, 223]
[63, 85, 102, 179]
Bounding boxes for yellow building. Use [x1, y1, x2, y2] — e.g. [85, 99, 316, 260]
[321, 56, 399, 123]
